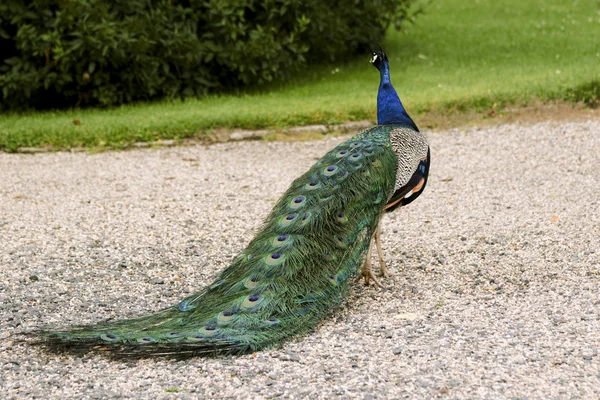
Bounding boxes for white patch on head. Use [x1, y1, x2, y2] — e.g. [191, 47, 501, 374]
[370, 54, 378, 63]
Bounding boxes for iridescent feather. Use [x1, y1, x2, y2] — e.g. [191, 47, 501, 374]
[35, 50, 430, 357]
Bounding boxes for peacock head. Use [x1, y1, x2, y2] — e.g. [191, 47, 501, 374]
[370, 49, 388, 71]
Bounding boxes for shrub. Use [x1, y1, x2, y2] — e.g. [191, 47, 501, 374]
[563, 80, 600, 108]
[0, 0, 416, 110]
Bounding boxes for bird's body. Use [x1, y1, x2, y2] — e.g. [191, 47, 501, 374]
[37, 50, 430, 357]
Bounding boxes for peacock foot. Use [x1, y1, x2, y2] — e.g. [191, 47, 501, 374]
[359, 267, 385, 288]
[356, 243, 385, 288]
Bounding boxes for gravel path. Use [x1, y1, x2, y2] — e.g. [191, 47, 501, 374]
[1, 119, 599, 399]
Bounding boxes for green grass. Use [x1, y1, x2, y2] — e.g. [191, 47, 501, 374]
[1, 0, 599, 151]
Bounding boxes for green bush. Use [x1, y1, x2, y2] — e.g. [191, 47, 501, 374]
[0, 0, 416, 110]
[563, 80, 600, 108]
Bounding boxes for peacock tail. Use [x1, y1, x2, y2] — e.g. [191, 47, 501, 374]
[36, 48, 430, 357]
[38, 125, 402, 357]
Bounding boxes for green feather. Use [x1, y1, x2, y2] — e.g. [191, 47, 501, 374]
[37, 125, 400, 357]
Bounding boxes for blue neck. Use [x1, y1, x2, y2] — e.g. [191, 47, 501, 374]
[377, 62, 418, 131]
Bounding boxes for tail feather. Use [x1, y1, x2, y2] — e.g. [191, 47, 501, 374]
[35, 126, 397, 357]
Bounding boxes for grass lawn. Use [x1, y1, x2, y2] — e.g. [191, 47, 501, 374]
[1, 0, 599, 151]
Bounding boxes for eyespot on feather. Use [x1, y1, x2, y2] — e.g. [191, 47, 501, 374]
[336, 213, 348, 223]
[334, 236, 347, 248]
[350, 152, 364, 162]
[279, 213, 298, 227]
[303, 181, 321, 190]
[264, 318, 281, 327]
[266, 251, 285, 266]
[289, 196, 306, 209]
[137, 337, 154, 344]
[198, 326, 219, 337]
[300, 212, 312, 226]
[100, 333, 118, 342]
[217, 311, 236, 326]
[243, 276, 261, 289]
[272, 234, 291, 247]
[241, 294, 265, 310]
[335, 150, 349, 158]
[327, 274, 338, 285]
[323, 165, 338, 177]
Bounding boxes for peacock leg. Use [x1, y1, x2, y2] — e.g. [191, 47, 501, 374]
[374, 225, 392, 277]
[357, 238, 384, 288]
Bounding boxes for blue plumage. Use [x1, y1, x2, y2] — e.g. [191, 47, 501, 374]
[372, 51, 419, 131]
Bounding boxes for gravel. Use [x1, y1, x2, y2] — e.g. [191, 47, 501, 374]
[1, 119, 599, 399]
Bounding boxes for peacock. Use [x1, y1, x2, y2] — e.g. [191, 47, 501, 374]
[36, 49, 430, 357]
